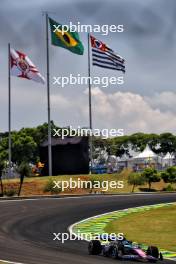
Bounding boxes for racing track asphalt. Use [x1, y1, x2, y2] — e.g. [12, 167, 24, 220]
[0, 193, 176, 264]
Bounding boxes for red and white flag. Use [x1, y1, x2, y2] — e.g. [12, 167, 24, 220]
[90, 35, 125, 73]
[10, 48, 45, 84]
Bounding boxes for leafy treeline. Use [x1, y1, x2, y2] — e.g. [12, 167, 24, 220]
[0, 122, 176, 164]
[128, 166, 176, 192]
[93, 132, 176, 157]
[0, 122, 54, 164]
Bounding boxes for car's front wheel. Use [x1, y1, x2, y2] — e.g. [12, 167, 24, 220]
[147, 246, 159, 259]
[160, 252, 163, 261]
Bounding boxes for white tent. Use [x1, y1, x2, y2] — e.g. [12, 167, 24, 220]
[133, 145, 157, 159]
[163, 152, 174, 160]
[162, 152, 174, 167]
[131, 144, 162, 169]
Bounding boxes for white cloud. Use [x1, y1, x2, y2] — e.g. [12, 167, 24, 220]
[145, 91, 176, 114]
[1, 0, 176, 134]
[50, 87, 176, 134]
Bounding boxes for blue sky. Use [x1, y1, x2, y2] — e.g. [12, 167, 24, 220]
[0, 0, 176, 134]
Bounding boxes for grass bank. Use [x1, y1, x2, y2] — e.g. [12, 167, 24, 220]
[105, 204, 176, 252]
[1, 169, 176, 196]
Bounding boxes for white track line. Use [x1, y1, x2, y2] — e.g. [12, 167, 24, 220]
[0, 259, 26, 264]
[0, 193, 169, 203]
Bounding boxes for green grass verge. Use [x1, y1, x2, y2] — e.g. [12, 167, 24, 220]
[105, 204, 176, 252]
[0, 262, 12, 264]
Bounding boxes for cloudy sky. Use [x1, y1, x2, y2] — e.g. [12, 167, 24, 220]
[0, 0, 176, 135]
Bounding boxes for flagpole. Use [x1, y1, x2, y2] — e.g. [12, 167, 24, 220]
[87, 33, 93, 174]
[8, 43, 12, 178]
[45, 13, 52, 176]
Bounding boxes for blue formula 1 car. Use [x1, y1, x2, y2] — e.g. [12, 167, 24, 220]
[88, 238, 163, 262]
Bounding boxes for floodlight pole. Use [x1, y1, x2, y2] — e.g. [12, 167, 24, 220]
[46, 13, 52, 176]
[8, 43, 12, 178]
[88, 33, 93, 174]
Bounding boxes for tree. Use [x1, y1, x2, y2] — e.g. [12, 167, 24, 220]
[161, 166, 176, 187]
[0, 137, 8, 161]
[0, 160, 5, 196]
[159, 133, 176, 154]
[128, 173, 146, 192]
[142, 168, 160, 190]
[0, 121, 58, 166]
[17, 162, 31, 196]
[12, 133, 38, 164]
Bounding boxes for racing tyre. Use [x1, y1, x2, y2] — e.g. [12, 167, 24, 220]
[147, 246, 159, 259]
[88, 240, 102, 255]
[102, 247, 109, 257]
[110, 246, 119, 259]
[117, 248, 124, 259]
[160, 253, 163, 261]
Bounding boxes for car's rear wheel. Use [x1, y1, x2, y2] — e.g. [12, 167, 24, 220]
[147, 246, 159, 259]
[102, 247, 109, 257]
[117, 248, 123, 259]
[88, 240, 102, 255]
[110, 246, 119, 259]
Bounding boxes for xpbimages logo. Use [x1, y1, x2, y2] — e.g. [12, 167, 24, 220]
[53, 178, 124, 192]
[53, 231, 124, 243]
[53, 126, 124, 139]
[53, 74, 124, 88]
[52, 22, 124, 35]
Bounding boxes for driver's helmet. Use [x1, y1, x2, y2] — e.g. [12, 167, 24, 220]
[122, 240, 132, 247]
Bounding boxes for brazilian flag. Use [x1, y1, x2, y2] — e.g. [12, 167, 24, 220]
[49, 18, 84, 55]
